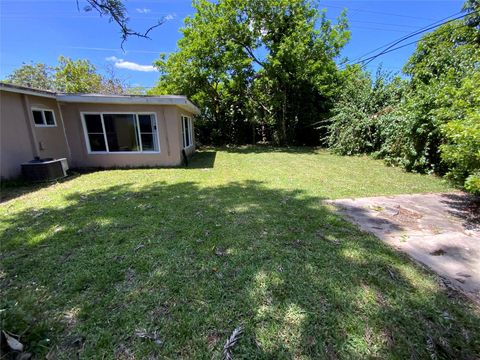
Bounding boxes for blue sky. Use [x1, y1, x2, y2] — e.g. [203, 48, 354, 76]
[0, 0, 465, 90]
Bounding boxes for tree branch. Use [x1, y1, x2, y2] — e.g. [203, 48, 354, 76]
[229, 38, 266, 68]
[77, 0, 164, 49]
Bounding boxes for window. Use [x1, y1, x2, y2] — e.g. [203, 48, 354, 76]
[82, 113, 159, 153]
[138, 114, 157, 151]
[181, 115, 193, 148]
[32, 109, 56, 127]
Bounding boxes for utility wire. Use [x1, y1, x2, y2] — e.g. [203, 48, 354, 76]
[358, 11, 476, 67]
[322, 2, 438, 21]
[347, 11, 463, 65]
[351, 22, 472, 66]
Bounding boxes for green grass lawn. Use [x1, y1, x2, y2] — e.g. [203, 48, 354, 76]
[1, 148, 478, 359]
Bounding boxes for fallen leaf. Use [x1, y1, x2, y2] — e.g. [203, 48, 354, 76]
[2, 331, 24, 352]
[135, 329, 162, 346]
[134, 244, 145, 251]
[223, 326, 243, 360]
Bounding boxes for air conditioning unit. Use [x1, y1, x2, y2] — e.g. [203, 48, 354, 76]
[21, 157, 69, 181]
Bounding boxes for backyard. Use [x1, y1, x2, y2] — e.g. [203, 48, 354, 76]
[1, 148, 479, 359]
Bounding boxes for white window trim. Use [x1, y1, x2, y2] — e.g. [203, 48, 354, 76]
[80, 112, 161, 154]
[181, 114, 194, 149]
[31, 107, 57, 127]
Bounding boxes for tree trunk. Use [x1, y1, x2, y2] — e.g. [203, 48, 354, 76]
[280, 87, 287, 145]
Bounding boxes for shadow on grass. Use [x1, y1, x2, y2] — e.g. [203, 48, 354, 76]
[0, 173, 81, 204]
[219, 145, 320, 154]
[0, 150, 218, 204]
[1, 180, 479, 358]
[186, 150, 217, 169]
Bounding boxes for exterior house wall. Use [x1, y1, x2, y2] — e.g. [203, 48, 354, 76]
[0, 91, 71, 179]
[27, 94, 70, 161]
[0, 91, 36, 179]
[1, 84, 198, 178]
[59, 102, 184, 168]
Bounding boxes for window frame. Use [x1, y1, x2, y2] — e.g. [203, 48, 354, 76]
[80, 112, 161, 154]
[31, 108, 57, 127]
[181, 115, 194, 149]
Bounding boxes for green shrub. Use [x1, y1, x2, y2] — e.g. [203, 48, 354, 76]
[327, 66, 404, 156]
[327, 18, 480, 193]
[439, 75, 480, 191]
[465, 172, 480, 195]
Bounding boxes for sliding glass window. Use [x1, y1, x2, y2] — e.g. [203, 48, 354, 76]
[82, 113, 159, 153]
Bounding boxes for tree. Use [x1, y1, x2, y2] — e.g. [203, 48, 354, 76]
[99, 64, 128, 94]
[54, 56, 103, 93]
[5, 63, 55, 90]
[437, 64, 480, 193]
[151, 0, 349, 145]
[326, 3, 480, 194]
[463, 0, 480, 35]
[400, 20, 479, 173]
[5, 57, 128, 94]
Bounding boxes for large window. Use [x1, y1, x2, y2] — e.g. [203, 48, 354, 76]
[32, 108, 56, 127]
[181, 115, 193, 148]
[82, 113, 159, 153]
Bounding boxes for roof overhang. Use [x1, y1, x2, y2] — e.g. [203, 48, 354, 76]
[0, 83, 56, 99]
[57, 94, 201, 115]
[0, 82, 200, 115]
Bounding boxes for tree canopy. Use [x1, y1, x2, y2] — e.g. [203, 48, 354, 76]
[5, 57, 129, 94]
[150, 0, 349, 145]
[4, 63, 55, 91]
[327, 5, 480, 194]
[55, 56, 103, 93]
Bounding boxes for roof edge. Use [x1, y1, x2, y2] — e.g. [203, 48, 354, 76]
[0, 82, 201, 115]
[56, 94, 200, 115]
[0, 82, 57, 98]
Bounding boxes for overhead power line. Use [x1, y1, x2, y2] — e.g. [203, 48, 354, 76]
[351, 22, 473, 67]
[360, 11, 474, 66]
[347, 11, 463, 65]
[348, 10, 477, 67]
[322, 3, 438, 21]
[347, 20, 421, 29]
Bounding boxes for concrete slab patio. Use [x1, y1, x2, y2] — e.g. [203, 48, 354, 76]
[326, 192, 480, 303]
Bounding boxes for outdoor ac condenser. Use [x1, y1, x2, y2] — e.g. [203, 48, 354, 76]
[21, 157, 69, 181]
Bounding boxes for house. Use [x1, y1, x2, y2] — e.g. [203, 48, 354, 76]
[0, 82, 200, 179]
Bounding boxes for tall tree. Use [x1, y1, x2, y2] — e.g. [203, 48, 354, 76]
[54, 56, 103, 93]
[5, 63, 55, 90]
[463, 0, 480, 35]
[4, 57, 128, 94]
[325, 3, 480, 194]
[401, 20, 479, 173]
[437, 71, 480, 193]
[151, 0, 349, 145]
